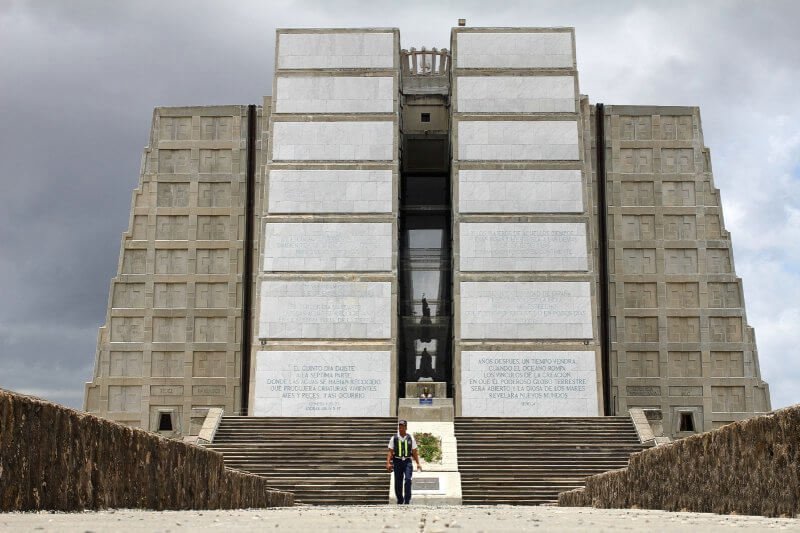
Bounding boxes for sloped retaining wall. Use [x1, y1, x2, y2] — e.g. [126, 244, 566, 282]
[559, 405, 800, 517]
[0, 389, 293, 511]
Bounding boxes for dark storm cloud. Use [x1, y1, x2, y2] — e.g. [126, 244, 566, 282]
[1, 0, 798, 409]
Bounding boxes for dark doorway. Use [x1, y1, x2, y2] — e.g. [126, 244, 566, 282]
[398, 135, 452, 396]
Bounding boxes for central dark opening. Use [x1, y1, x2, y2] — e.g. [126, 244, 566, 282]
[398, 135, 453, 395]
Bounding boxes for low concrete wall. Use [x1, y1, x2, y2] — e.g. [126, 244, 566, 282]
[0, 389, 293, 511]
[559, 405, 800, 517]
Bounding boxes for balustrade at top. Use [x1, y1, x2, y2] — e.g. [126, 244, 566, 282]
[401, 47, 450, 77]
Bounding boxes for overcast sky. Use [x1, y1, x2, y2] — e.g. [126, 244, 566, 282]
[1, 0, 798, 410]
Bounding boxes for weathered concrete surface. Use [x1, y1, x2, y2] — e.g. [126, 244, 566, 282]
[559, 405, 800, 517]
[0, 389, 293, 511]
[0, 506, 798, 532]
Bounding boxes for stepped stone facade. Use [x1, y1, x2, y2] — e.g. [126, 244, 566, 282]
[84, 26, 770, 439]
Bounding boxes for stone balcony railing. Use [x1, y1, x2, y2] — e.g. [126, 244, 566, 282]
[400, 47, 450, 94]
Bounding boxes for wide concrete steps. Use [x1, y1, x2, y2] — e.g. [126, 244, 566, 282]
[455, 417, 646, 506]
[208, 416, 396, 505]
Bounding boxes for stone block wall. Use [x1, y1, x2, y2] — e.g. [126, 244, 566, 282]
[597, 105, 771, 437]
[450, 27, 602, 417]
[558, 404, 800, 517]
[0, 389, 292, 511]
[251, 28, 401, 417]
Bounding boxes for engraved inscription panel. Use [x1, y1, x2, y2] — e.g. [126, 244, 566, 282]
[664, 215, 697, 240]
[151, 351, 184, 377]
[708, 282, 741, 308]
[623, 283, 657, 308]
[109, 352, 143, 377]
[627, 351, 659, 377]
[260, 281, 392, 339]
[196, 282, 228, 308]
[460, 282, 593, 340]
[456, 75, 575, 113]
[666, 282, 699, 308]
[197, 216, 229, 240]
[264, 222, 392, 272]
[157, 182, 190, 207]
[154, 283, 187, 308]
[192, 352, 227, 377]
[194, 317, 228, 343]
[709, 316, 743, 342]
[112, 283, 145, 308]
[156, 216, 189, 240]
[622, 249, 656, 274]
[198, 182, 232, 207]
[665, 249, 698, 274]
[668, 351, 702, 377]
[278, 32, 395, 69]
[276, 75, 394, 113]
[460, 351, 599, 417]
[711, 351, 745, 377]
[196, 249, 229, 274]
[155, 249, 188, 274]
[707, 249, 732, 273]
[152, 317, 186, 343]
[457, 121, 580, 161]
[667, 317, 700, 342]
[108, 385, 142, 412]
[199, 150, 232, 174]
[272, 121, 394, 161]
[621, 182, 654, 206]
[254, 350, 391, 416]
[110, 317, 144, 342]
[712, 386, 745, 412]
[624, 317, 658, 342]
[621, 215, 655, 240]
[662, 182, 696, 206]
[456, 32, 574, 69]
[458, 169, 583, 214]
[459, 223, 588, 272]
[268, 169, 393, 214]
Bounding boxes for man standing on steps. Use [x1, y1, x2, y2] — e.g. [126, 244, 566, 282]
[386, 419, 422, 504]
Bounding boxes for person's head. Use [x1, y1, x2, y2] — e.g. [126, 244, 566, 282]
[398, 419, 408, 436]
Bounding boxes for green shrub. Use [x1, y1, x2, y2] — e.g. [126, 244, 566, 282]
[413, 432, 442, 464]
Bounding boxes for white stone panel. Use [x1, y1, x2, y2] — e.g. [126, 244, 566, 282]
[459, 223, 588, 272]
[264, 222, 392, 272]
[456, 32, 573, 68]
[457, 76, 575, 113]
[457, 121, 579, 161]
[272, 121, 394, 161]
[260, 281, 391, 339]
[275, 76, 394, 113]
[278, 32, 394, 69]
[254, 350, 391, 416]
[268, 169, 392, 213]
[460, 281, 593, 339]
[458, 169, 583, 213]
[461, 351, 599, 416]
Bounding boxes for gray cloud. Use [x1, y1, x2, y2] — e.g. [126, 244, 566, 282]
[1, 0, 798, 409]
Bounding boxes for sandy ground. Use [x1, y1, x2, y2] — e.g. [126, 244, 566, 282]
[1, 505, 798, 532]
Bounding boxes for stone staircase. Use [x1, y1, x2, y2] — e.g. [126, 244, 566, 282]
[454, 417, 647, 505]
[207, 417, 396, 505]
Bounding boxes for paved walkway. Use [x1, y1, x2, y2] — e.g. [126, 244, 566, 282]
[1, 506, 798, 532]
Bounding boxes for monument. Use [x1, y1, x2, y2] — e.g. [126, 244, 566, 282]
[84, 26, 771, 439]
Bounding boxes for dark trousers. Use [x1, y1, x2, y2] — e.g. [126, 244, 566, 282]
[392, 458, 413, 504]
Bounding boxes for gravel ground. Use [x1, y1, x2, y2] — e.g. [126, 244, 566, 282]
[1, 505, 798, 532]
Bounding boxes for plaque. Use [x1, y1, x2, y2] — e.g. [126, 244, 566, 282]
[412, 477, 440, 491]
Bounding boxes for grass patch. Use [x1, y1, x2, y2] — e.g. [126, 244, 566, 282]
[414, 432, 442, 464]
